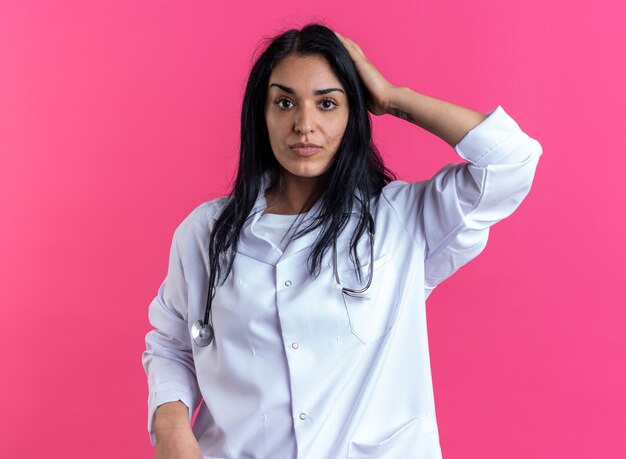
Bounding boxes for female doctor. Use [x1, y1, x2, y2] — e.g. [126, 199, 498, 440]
[142, 23, 542, 459]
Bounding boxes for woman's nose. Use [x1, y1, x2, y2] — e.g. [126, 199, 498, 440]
[294, 106, 314, 135]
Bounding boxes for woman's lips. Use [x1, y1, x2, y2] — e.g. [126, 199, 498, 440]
[290, 146, 322, 157]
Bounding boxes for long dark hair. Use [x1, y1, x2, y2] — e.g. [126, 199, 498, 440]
[208, 23, 395, 291]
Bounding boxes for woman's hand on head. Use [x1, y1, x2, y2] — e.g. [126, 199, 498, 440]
[334, 31, 396, 116]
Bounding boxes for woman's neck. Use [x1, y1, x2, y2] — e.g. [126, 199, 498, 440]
[264, 171, 326, 215]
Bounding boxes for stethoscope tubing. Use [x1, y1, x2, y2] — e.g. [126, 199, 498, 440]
[192, 212, 375, 347]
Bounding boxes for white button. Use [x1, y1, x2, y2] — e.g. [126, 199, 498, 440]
[299, 412, 306, 420]
[291, 342, 299, 349]
[285, 280, 292, 287]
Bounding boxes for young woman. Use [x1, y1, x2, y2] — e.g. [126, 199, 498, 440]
[142, 23, 542, 459]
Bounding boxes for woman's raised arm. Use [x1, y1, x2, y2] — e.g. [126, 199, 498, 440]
[335, 31, 487, 147]
[336, 30, 542, 296]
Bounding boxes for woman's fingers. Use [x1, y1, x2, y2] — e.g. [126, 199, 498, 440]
[335, 32, 365, 58]
[334, 31, 394, 115]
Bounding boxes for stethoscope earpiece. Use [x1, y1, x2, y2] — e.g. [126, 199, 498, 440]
[192, 320, 214, 347]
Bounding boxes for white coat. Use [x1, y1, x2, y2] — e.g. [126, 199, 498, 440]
[142, 105, 542, 458]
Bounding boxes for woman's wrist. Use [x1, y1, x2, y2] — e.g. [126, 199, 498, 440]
[384, 86, 415, 122]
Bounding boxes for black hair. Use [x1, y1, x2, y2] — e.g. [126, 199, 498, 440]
[208, 22, 395, 292]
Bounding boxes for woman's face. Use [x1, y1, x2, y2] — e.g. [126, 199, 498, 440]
[264, 53, 349, 181]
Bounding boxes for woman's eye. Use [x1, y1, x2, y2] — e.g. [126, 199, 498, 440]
[320, 99, 338, 110]
[276, 99, 293, 109]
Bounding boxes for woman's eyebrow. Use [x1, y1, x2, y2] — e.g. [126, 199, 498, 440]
[269, 83, 345, 95]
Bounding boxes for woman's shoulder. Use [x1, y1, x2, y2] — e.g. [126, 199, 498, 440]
[187, 196, 230, 223]
[174, 196, 230, 241]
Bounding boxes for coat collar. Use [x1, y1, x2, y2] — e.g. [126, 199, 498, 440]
[235, 171, 373, 268]
[236, 171, 327, 265]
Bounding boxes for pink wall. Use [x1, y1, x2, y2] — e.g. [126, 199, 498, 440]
[1, 1, 624, 457]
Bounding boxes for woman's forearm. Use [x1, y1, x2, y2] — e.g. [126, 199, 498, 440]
[154, 401, 194, 440]
[154, 401, 202, 458]
[385, 86, 487, 148]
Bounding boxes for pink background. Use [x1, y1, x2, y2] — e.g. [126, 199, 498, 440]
[1, 0, 624, 457]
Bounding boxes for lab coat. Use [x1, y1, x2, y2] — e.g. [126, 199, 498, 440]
[142, 105, 542, 458]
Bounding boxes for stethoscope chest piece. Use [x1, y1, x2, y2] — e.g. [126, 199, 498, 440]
[191, 320, 214, 347]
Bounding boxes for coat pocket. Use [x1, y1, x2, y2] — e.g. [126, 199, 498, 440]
[348, 413, 440, 459]
[340, 253, 398, 344]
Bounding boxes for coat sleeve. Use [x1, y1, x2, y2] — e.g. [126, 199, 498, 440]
[141, 230, 201, 446]
[381, 105, 543, 298]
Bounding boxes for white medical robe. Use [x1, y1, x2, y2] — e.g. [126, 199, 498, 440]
[142, 105, 543, 458]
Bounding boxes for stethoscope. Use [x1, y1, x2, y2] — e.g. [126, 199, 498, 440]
[191, 212, 375, 347]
